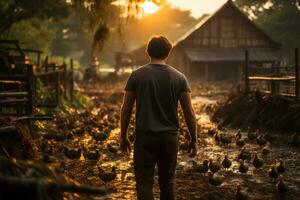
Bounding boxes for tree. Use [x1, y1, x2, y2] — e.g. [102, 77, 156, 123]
[0, 0, 70, 35]
[236, 0, 300, 61]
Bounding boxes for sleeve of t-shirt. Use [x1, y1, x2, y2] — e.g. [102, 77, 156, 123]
[124, 71, 136, 92]
[180, 74, 191, 93]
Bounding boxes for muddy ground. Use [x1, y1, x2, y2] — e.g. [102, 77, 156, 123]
[2, 81, 300, 200]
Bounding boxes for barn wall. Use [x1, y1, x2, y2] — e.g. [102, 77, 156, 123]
[180, 3, 277, 49]
[168, 47, 188, 75]
[189, 61, 243, 82]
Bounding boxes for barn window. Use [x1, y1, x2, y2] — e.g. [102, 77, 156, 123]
[211, 19, 218, 37]
[220, 39, 235, 48]
[203, 38, 209, 46]
[238, 39, 246, 47]
[221, 18, 234, 38]
[247, 39, 252, 46]
[211, 38, 218, 46]
[203, 26, 210, 37]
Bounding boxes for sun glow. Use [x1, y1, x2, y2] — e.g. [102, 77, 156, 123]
[141, 1, 159, 14]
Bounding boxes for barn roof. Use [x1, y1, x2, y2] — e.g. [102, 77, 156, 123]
[184, 48, 280, 62]
[174, 0, 279, 48]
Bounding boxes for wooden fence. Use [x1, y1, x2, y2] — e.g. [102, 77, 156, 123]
[0, 40, 74, 118]
[244, 48, 299, 100]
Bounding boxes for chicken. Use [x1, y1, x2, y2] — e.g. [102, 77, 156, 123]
[237, 148, 252, 161]
[220, 134, 232, 145]
[72, 127, 85, 135]
[83, 146, 100, 160]
[236, 134, 246, 147]
[275, 159, 285, 174]
[268, 165, 278, 182]
[214, 133, 220, 143]
[98, 166, 117, 184]
[276, 179, 287, 195]
[93, 132, 109, 142]
[252, 154, 264, 169]
[235, 130, 242, 139]
[222, 155, 232, 170]
[238, 160, 248, 174]
[256, 135, 267, 146]
[63, 146, 81, 159]
[179, 140, 189, 151]
[208, 172, 224, 186]
[209, 159, 222, 173]
[207, 128, 216, 136]
[247, 131, 257, 140]
[235, 185, 248, 200]
[192, 160, 209, 174]
[107, 144, 118, 154]
[262, 146, 270, 155]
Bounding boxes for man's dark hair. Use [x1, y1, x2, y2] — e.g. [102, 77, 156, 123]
[146, 36, 172, 59]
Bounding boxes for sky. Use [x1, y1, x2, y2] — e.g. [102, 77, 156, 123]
[167, 0, 228, 18]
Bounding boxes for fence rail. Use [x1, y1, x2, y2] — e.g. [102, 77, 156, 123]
[0, 40, 75, 118]
[245, 48, 299, 100]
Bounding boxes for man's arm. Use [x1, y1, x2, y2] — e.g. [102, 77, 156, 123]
[179, 92, 197, 155]
[120, 91, 135, 154]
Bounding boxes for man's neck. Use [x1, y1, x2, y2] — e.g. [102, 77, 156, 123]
[149, 58, 166, 65]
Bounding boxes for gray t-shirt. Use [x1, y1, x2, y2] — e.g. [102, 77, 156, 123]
[125, 64, 191, 133]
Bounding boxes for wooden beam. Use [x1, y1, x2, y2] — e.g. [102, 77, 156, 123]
[0, 92, 28, 98]
[26, 65, 34, 115]
[244, 50, 250, 92]
[13, 115, 54, 121]
[0, 98, 29, 104]
[0, 126, 16, 133]
[0, 75, 27, 81]
[70, 58, 74, 101]
[249, 76, 295, 81]
[295, 48, 299, 101]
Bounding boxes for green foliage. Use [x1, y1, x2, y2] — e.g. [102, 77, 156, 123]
[0, 0, 71, 35]
[35, 78, 56, 104]
[236, 0, 300, 62]
[5, 18, 56, 53]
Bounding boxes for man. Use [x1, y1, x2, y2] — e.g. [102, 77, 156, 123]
[120, 36, 197, 200]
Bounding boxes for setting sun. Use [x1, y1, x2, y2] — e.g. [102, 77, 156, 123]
[141, 1, 159, 14]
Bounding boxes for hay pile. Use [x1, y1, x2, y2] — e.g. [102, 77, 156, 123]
[212, 91, 300, 133]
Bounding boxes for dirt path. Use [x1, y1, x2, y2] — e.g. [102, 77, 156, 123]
[38, 84, 300, 200]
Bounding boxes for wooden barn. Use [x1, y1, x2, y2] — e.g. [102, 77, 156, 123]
[167, 0, 281, 81]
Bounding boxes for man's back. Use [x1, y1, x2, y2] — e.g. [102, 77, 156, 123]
[125, 64, 190, 132]
[120, 36, 197, 200]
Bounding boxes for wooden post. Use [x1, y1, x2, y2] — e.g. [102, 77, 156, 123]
[70, 58, 74, 101]
[270, 64, 276, 95]
[295, 48, 299, 101]
[16, 82, 22, 116]
[26, 65, 34, 115]
[244, 50, 250, 93]
[63, 62, 67, 98]
[37, 53, 40, 67]
[55, 71, 60, 106]
[45, 56, 49, 86]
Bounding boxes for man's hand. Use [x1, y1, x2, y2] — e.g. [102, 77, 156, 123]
[120, 91, 135, 156]
[179, 92, 197, 157]
[120, 138, 131, 155]
[187, 140, 197, 157]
